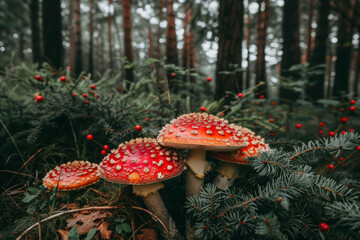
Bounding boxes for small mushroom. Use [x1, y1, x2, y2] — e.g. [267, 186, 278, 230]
[212, 128, 270, 190]
[157, 113, 249, 197]
[98, 138, 185, 239]
[42, 160, 100, 195]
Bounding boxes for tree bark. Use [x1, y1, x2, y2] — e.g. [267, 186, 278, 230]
[255, 0, 269, 97]
[30, 0, 41, 64]
[215, 0, 244, 99]
[166, 0, 178, 65]
[245, 9, 251, 90]
[280, 0, 301, 101]
[42, 0, 63, 69]
[89, 0, 94, 76]
[182, 4, 196, 83]
[19, 33, 25, 61]
[74, 0, 83, 76]
[68, 0, 74, 70]
[306, 0, 330, 101]
[333, 0, 355, 97]
[122, 0, 134, 82]
[149, 25, 154, 58]
[108, 0, 113, 71]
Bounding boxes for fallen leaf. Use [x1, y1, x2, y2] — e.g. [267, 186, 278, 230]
[61, 203, 79, 210]
[66, 211, 107, 235]
[57, 229, 68, 240]
[136, 228, 157, 240]
[97, 222, 112, 239]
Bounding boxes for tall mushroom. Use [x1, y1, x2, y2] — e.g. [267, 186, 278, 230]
[157, 113, 248, 197]
[98, 138, 185, 239]
[212, 127, 269, 190]
[43, 160, 100, 191]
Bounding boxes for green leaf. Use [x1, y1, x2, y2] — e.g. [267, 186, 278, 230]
[116, 223, 132, 234]
[22, 192, 37, 203]
[28, 187, 40, 194]
[85, 228, 97, 240]
[68, 226, 79, 240]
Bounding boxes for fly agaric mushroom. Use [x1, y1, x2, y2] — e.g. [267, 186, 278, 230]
[212, 127, 269, 190]
[43, 160, 100, 191]
[98, 138, 185, 239]
[157, 113, 249, 197]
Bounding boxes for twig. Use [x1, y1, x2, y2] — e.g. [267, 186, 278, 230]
[68, 118, 80, 159]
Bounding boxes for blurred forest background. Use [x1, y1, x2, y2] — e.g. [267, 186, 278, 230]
[1, 0, 359, 100]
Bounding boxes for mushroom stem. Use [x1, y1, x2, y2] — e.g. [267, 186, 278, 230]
[214, 162, 249, 190]
[133, 183, 183, 240]
[185, 149, 210, 197]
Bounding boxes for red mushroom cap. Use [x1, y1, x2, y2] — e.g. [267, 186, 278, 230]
[211, 128, 269, 164]
[98, 138, 185, 185]
[43, 160, 100, 191]
[157, 113, 249, 151]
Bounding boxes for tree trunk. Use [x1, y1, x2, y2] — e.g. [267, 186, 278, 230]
[182, 4, 196, 83]
[215, 0, 244, 99]
[304, 0, 314, 63]
[74, 0, 83, 76]
[122, 0, 134, 82]
[354, 49, 360, 96]
[89, 0, 94, 76]
[333, 0, 355, 97]
[108, 0, 113, 71]
[19, 33, 25, 61]
[157, 0, 164, 59]
[42, 0, 63, 69]
[280, 0, 301, 101]
[255, 0, 269, 97]
[306, 0, 330, 101]
[68, 0, 74, 70]
[149, 25, 154, 58]
[165, 0, 178, 65]
[113, 9, 123, 57]
[245, 9, 251, 90]
[30, 0, 41, 64]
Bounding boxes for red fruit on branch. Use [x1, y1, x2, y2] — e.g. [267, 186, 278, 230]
[103, 145, 109, 151]
[171, 73, 176, 77]
[350, 100, 356, 105]
[238, 93, 243, 98]
[135, 125, 142, 131]
[86, 134, 93, 140]
[340, 117, 348, 123]
[319, 222, 329, 232]
[101, 150, 106, 155]
[90, 85, 96, 89]
[350, 106, 356, 112]
[329, 132, 335, 137]
[296, 124, 302, 129]
[60, 76, 66, 82]
[206, 77, 212, 82]
[35, 96, 44, 102]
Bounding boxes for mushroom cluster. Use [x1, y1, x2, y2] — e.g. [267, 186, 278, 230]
[212, 127, 269, 190]
[157, 113, 249, 196]
[43, 160, 100, 191]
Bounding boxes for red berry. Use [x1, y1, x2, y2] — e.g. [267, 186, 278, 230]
[260, 95, 264, 99]
[341, 131, 346, 135]
[340, 117, 348, 124]
[86, 134, 93, 140]
[35, 75, 42, 80]
[60, 76, 66, 82]
[146, 118, 150, 121]
[206, 77, 212, 82]
[90, 85, 96, 90]
[36, 95, 44, 102]
[72, 93, 76, 97]
[319, 130, 323, 134]
[349, 129, 355, 132]
[238, 93, 243, 98]
[340, 157, 344, 161]
[329, 131, 335, 137]
[85, 100, 89, 104]
[319, 222, 329, 232]
[171, 73, 176, 77]
[356, 146, 360, 151]
[270, 133, 275, 136]
[340, 108, 344, 111]
[328, 164, 334, 170]
[221, 112, 225, 116]
[350, 106, 356, 111]
[82, 93, 87, 98]
[272, 102, 276, 105]
[101, 150, 106, 155]
[269, 119, 274, 123]
[319, 122, 324, 126]
[350, 100, 356, 105]
[202, 226, 207, 229]
[135, 125, 142, 131]
[67, 66, 71, 70]
[200, 107, 207, 112]
[82, 76, 86, 79]
[103, 145, 109, 150]
[296, 124, 302, 129]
